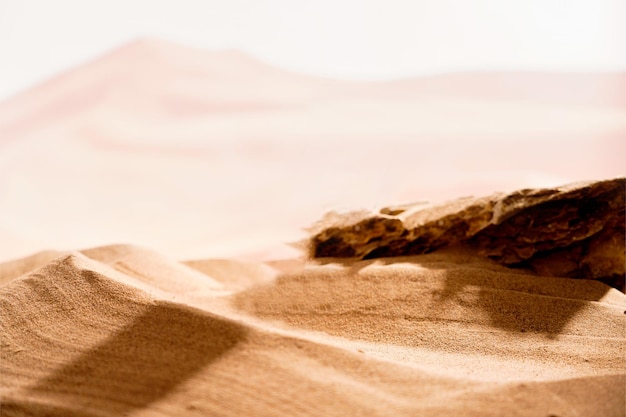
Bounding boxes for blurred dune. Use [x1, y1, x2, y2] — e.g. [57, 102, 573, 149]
[0, 38, 624, 261]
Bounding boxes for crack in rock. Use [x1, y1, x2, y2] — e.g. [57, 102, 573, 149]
[309, 178, 625, 290]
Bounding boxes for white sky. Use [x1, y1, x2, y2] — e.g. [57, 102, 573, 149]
[0, 0, 624, 100]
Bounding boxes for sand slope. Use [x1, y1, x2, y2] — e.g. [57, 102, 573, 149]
[1, 246, 624, 416]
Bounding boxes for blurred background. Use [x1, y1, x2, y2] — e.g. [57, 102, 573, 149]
[0, 0, 624, 261]
[1, 0, 625, 99]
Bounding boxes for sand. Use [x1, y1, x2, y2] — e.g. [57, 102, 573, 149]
[1, 246, 624, 416]
[1, 39, 625, 416]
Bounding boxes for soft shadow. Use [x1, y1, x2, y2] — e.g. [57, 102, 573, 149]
[4, 302, 246, 417]
[433, 268, 613, 336]
[317, 250, 616, 337]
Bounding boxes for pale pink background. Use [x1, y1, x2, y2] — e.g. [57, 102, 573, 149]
[1, 40, 624, 261]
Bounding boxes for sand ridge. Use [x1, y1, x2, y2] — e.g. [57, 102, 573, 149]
[234, 249, 625, 379]
[1, 245, 625, 416]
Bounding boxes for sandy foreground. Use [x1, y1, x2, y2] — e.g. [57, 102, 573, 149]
[1, 39, 625, 416]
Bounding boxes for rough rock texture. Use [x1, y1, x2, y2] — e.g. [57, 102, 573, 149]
[309, 178, 625, 290]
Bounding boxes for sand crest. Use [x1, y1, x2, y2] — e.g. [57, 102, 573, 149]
[1, 246, 624, 416]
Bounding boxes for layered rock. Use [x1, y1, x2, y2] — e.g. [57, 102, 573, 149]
[309, 178, 625, 290]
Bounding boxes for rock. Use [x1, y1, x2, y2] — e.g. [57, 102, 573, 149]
[309, 178, 625, 290]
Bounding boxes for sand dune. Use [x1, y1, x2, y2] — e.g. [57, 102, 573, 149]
[383, 72, 626, 107]
[1, 39, 625, 262]
[1, 39, 625, 416]
[1, 247, 624, 416]
[235, 250, 625, 378]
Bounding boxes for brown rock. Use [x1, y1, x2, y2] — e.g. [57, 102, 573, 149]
[309, 178, 625, 290]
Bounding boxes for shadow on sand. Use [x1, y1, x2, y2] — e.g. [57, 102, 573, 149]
[4, 302, 246, 417]
[312, 249, 619, 338]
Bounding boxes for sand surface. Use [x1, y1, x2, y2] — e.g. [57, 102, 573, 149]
[1, 39, 625, 416]
[1, 246, 624, 416]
